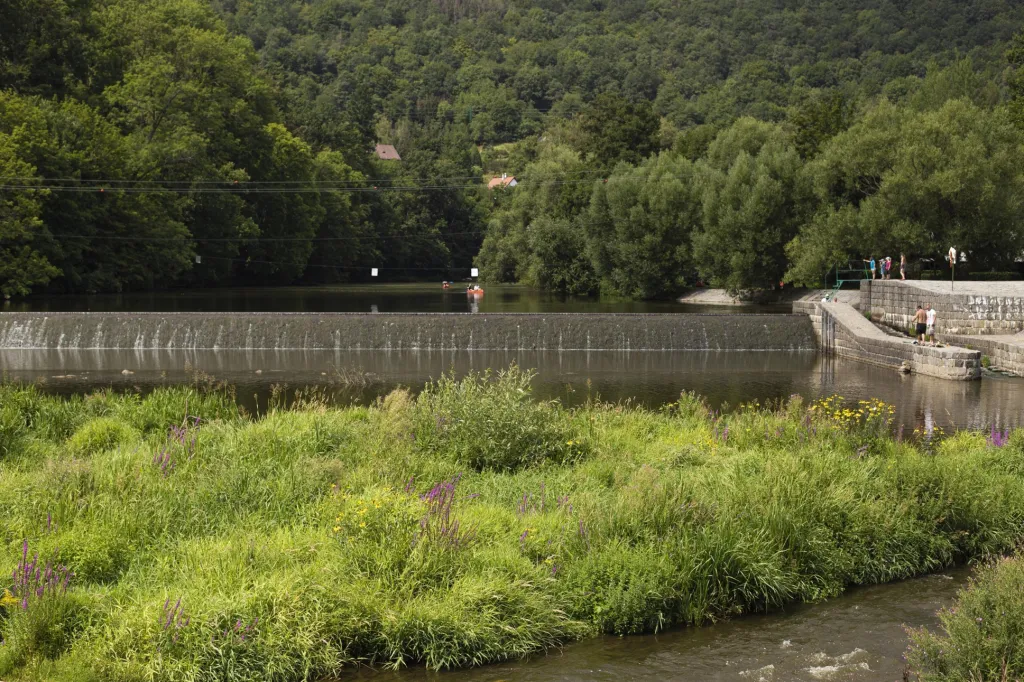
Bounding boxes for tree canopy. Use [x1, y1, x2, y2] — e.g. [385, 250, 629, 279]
[2, 0, 1024, 296]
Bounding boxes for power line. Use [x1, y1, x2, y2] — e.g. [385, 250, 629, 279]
[44, 230, 487, 243]
[196, 254, 477, 272]
[0, 169, 608, 187]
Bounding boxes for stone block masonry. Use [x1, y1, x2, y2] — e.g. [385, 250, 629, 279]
[0, 312, 817, 352]
[939, 333, 1024, 376]
[861, 280, 1024, 375]
[795, 300, 981, 381]
[863, 280, 1024, 335]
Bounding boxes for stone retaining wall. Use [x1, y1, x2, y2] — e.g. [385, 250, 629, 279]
[863, 280, 1024, 335]
[795, 300, 981, 380]
[0, 312, 816, 351]
[938, 333, 1024, 376]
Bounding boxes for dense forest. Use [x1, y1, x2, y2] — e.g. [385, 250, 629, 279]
[2, 0, 1024, 297]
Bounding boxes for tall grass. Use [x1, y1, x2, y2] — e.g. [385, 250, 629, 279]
[0, 370, 1023, 681]
[906, 554, 1024, 681]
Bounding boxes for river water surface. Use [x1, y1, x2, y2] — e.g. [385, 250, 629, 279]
[3, 284, 1024, 430]
[356, 570, 968, 682]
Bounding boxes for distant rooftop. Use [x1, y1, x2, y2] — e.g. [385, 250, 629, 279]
[374, 144, 401, 161]
[487, 174, 517, 189]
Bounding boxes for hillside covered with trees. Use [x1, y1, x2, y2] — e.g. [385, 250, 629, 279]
[2, 0, 1024, 297]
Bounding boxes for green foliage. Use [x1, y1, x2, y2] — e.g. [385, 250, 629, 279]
[5, 0, 1024, 297]
[786, 99, 1024, 286]
[66, 418, 140, 456]
[477, 143, 597, 293]
[790, 90, 855, 159]
[0, 592, 92, 673]
[576, 94, 661, 171]
[694, 119, 805, 292]
[0, 384, 1023, 678]
[906, 555, 1024, 681]
[587, 153, 700, 298]
[413, 367, 587, 472]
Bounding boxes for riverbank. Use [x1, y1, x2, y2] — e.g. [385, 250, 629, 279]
[677, 288, 862, 308]
[1, 370, 1023, 681]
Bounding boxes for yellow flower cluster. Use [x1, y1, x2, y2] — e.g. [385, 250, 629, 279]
[810, 396, 894, 430]
[331, 491, 398, 542]
[0, 588, 18, 608]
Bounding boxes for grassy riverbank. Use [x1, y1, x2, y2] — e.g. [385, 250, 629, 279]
[907, 554, 1024, 681]
[1, 370, 1023, 681]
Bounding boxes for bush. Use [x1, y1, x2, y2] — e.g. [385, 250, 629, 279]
[906, 555, 1024, 681]
[413, 367, 589, 472]
[66, 417, 140, 456]
[0, 403, 25, 460]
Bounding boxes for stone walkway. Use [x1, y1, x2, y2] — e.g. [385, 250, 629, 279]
[891, 280, 1024, 297]
[797, 300, 981, 380]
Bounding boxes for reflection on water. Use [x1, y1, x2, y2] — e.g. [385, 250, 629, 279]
[1, 284, 783, 315]
[3, 348, 1023, 431]
[353, 570, 968, 682]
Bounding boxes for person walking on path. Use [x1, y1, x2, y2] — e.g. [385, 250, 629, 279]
[913, 305, 927, 344]
[900, 253, 906, 280]
[863, 257, 876, 280]
[926, 304, 937, 346]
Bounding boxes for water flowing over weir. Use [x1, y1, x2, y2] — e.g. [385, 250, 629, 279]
[0, 312, 816, 351]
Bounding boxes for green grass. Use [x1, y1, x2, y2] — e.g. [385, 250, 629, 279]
[0, 369, 1023, 681]
[906, 554, 1024, 680]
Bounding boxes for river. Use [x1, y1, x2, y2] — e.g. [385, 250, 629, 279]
[355, 570, 968, 682]
[2, 284, 1023, 430]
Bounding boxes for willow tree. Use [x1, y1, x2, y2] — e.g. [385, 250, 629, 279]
[786, 99, 1024, 285]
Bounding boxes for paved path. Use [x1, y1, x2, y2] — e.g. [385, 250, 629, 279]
[891, 280, 1024, 297]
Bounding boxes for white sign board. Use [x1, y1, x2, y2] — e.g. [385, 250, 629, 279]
[195, 255, 201, 264]
[470, 268, 479, 277]
[371, 268, 378, 277]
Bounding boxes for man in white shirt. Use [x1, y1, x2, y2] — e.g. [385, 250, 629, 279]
[926, 304, 937, 346]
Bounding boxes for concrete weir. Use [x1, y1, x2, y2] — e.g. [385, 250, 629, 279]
[0, 312, 816, 352]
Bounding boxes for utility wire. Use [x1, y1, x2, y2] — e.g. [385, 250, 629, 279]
[0, 177, 610, 193]
[44, 231, 487, 242]
[0, 169, 608, 188]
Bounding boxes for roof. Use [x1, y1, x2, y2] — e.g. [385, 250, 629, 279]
[374, 144, 401, 161]
[487, 175, 517, 189]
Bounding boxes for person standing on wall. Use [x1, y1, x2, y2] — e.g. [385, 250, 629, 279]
[863, 257, 876, 279]
[913, 305, 928, 344]
[900, 254, 907, 280]
[926, 304, 937, 347]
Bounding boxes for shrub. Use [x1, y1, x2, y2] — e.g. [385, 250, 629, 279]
[0, 543, 90, 674]
[413, 367, 589, 472]
[66, 417, 140, 456]
[905, 555, 1024, 681]
[0, 403, 25, 460]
